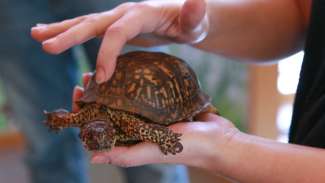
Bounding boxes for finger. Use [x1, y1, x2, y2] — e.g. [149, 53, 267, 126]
[127, 34, 172, 47]
[179, 0, 208, 43]
[91, 143, 164, 166]
[91, 140, 190, 167]
[194, 112, 222, 122]
[41, 14, 107, 54]
[82, 72, 94, 87]
[72, 86, 84, 112]
[95, 12, 145, 83]
[31, 15, 88, 42]
[180, 0, 206, 31]
[193, 113, 235, 129]
[42, 10, 126, 55]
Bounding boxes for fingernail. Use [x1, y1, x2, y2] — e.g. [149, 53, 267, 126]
[83, 72, 93, 78]
[96, 67, 106, 84]
[74, 85, 84, 91]
[32, 24, 47, 31]
[42, 40, 50, 45]
[91, 156, 107, 164]
[42, 38, 55, 45]
[36, 23, 47, 27]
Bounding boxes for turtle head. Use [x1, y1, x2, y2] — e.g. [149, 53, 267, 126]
[43, 109, 70, 132]
[79, 121, 116, 151]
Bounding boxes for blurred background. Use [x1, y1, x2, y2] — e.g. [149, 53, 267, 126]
[0, 39, 304, 183]
[0, 0, 304, 182]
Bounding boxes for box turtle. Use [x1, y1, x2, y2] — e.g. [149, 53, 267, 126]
[44, 51, 218, 155]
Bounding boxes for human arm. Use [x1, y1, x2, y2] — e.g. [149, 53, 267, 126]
[222, 131, 325, 183]
[72, 73, 325, 183]
[195, 0, 311, 62]
[88, 112, 325, 183]
[31, 0, 312, 83]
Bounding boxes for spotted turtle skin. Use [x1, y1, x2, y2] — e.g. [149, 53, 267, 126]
[44, 51, 217, 155]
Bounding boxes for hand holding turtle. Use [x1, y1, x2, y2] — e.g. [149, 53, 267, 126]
[74, 72, 238, 169]
[31, 0, 209, 84]
[45, 51, 226, 156]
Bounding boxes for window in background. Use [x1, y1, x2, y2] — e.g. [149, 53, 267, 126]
[276, 51, 304, 142]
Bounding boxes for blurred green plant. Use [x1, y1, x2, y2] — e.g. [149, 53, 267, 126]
[168, 45, 248, 131]
[0, 81, 7, 131]
[73, 46, 92, 84]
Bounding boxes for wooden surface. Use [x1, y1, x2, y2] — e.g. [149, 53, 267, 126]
[0, 132, 24, 150]
[248, 64, 280, 139]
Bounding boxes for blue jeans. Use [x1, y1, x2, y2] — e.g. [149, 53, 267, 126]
[0, 1, 189, 183]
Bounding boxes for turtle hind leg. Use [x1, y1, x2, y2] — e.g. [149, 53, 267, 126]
[119, 116, 183, 155]
[79, 121, 117, 151]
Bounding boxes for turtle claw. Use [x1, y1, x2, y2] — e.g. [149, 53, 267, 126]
[173, 141, 183, 154]
[175, 133, 182, 138]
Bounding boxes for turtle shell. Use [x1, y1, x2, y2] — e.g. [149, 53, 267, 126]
[79, 51, 211, 125]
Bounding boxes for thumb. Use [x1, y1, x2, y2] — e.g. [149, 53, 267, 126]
[179, 0, 208, 42]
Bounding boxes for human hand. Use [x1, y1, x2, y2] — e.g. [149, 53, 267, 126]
[73, 73, 239, 170]
[31, 0, 209, 84]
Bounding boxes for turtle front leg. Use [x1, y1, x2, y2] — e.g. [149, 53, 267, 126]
[119, 119, 183, 155]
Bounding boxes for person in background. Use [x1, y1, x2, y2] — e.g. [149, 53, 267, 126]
[32, 0, 325, 182]
[0, 0, 188, 183]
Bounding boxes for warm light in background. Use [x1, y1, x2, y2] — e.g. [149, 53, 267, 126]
[276, 51, 304, 142]
[276, 103, 293, 142]
[277, 51, 304, 95]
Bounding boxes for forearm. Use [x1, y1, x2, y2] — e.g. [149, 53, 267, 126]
[210, 132, 325, 183]
[194, 0, 311, 62]
[30, 0, 312, 83]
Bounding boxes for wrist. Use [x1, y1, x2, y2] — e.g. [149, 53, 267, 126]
[209, 130, 250, 176]
[197, 126, 243, 173]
